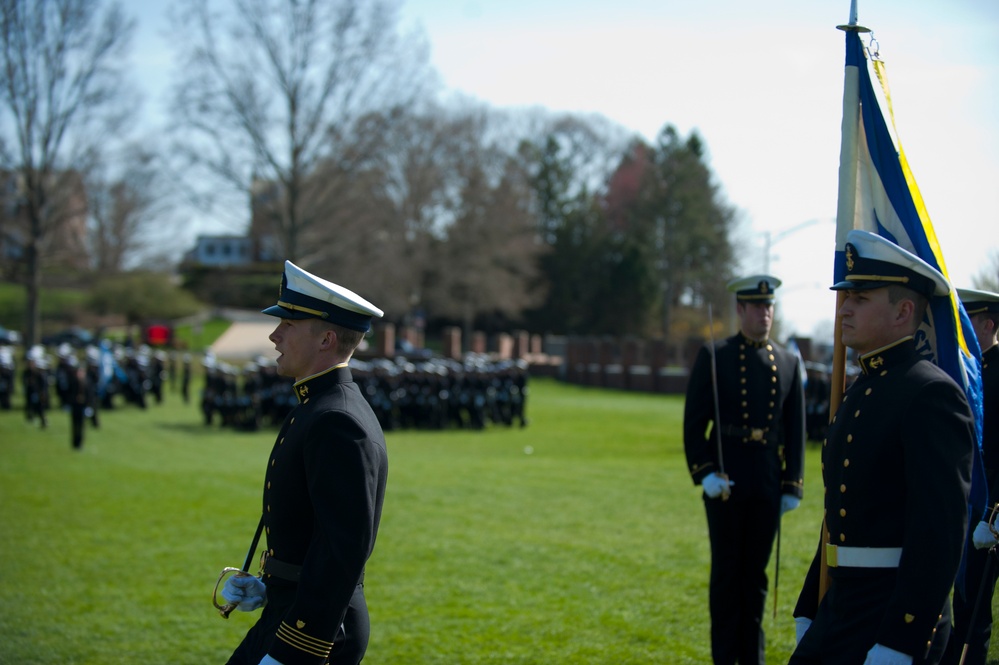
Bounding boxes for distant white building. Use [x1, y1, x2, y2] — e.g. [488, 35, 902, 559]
[183, 234, 281, 267]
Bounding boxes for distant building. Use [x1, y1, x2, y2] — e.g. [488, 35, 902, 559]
[184, 235, 253, 267]
[182, 232, 282, 268]
[0, 168, 89, 276]
[181, 177, 285, 268]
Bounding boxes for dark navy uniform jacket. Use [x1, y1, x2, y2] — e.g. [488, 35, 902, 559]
[793, 337, 974, 656]
[684, 332, 806, 498]
[262, 365, 388, 665]
[980, 345, 999, 502]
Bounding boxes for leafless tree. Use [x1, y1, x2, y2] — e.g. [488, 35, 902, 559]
[87, 143, 174, 274]
[973, 250, 999, 293]
[415, 108, 545, 336]
[0, 0, 136, 346]
[165, 0, 435, 263]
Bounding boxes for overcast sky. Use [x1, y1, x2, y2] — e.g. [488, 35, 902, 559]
[129, 0, 999, 338]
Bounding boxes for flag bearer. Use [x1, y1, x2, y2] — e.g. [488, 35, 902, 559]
[791, 230, 975, 665]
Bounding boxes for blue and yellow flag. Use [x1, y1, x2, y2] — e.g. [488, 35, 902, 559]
[835, 26, 987, 596]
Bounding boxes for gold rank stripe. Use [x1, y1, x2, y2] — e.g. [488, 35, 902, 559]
[277, 300, 329, 319]
[845, 273, 910, 285]
[276, 621, 334, 658]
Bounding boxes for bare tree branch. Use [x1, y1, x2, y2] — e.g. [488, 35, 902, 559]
[0, 0, 136, 345]
[166, 0, 434, 260]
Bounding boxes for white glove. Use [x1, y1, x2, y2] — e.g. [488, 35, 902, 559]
[258, 656, 284, 665]
[780, 495, 801, 515]
[794, 616, 812, 644]
[863, 643, 912, 665]
[221, 574, 267, 611]
[702, 472, 733, 499]
[973, 520, 998, 550]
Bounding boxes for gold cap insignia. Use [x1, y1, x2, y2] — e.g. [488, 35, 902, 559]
[760, 281, 769, 294]
[297, 619, 306, 629]
[845, 244, 855, 272]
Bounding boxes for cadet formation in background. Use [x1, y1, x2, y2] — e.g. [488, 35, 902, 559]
[0, 340, 530, 450]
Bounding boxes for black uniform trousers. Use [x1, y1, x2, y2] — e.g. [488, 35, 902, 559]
[941, 545, 998, 665]
[704, 445, 781, 665]
[789, 570, 951, 665]
[944, 344, 999, 665]
[226, 581, 369, 665]
[70, 404, 87, 449]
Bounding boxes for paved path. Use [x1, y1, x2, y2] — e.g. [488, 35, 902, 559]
[209, 311, 279, 362]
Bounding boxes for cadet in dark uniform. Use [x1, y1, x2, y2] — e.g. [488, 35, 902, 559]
[68, 362, 95, 450]
[221, 260, 388, 665]
[791, 230, 975, 665]
[53, 343, 75, 408]
[941, 288, 999, 665]
[683, 274, 806, 665]
[0, 346, 14, 410]
[181, 353, 192, 404]
[22, 345, 50, 428]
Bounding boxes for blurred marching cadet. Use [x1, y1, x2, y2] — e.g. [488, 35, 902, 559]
[53, 343, 76, 408]
[220, 260, 388, 665]
[790, 230, 975, 665]
[121, 347, 149, 409]
[181, 353, 192, 404]
[83, 347, 103, 428]
[22, 345, 50, 428]
[149, 350, 167, 404]
[0, 346, 14, 410]
[201, 351, 222, 425]
[67, 361, 96, 451]
[940, 288, 999, 665]
[683, 274, 806, 665]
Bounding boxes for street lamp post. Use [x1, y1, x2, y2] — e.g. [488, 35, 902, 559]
[763, 218, 835, 274]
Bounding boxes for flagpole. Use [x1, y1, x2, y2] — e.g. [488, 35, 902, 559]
[819, 0, 871, 606]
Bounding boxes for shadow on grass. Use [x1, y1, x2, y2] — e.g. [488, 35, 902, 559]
[154, 421, 265, 436]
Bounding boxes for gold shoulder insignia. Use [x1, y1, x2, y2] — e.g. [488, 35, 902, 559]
[904, 613, 915, 624]
[297, 619, 306, 629]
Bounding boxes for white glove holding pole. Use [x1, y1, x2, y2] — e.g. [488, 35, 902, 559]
[780, 495, 801, 515]
[702, 472, 733, 499]
[863, 643, 912, 665]
[221, 574, 267, 611]
[973, 520, 998, 550]
[794, 616, 812, 644]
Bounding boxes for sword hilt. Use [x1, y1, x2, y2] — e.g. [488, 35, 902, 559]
[212, 567, 254, 619]
[988, 502, 999, 540]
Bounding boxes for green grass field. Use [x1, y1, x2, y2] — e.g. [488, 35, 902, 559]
[0, 376, 984, 664]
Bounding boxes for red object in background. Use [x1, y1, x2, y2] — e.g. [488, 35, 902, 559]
[144, 323, 173, 347]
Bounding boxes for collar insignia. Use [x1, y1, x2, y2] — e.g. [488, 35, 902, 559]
[869, 356, 883, 369]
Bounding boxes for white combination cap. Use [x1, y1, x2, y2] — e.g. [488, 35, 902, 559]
[262, 260, 384, 332]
